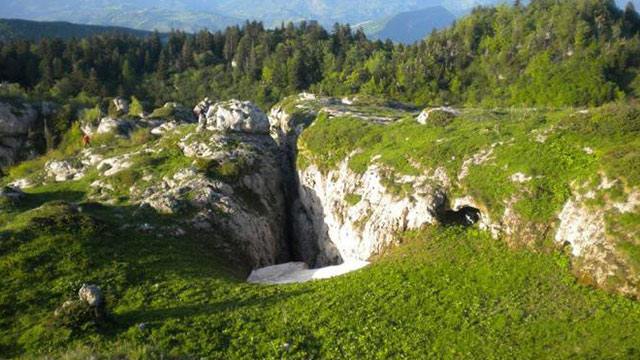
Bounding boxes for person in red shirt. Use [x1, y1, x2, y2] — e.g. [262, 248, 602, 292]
[82, 134, 91, 147]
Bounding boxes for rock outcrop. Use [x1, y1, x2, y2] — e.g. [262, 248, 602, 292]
[296, 160, 447, 265]
[45, 160, 85, 182]
[199, 100, 270, 134]
[417, 106, 459, 125]
[78, 284, 104, 307]
[112, 97, 129, 115]
[0, 101, 39, 170]
[554, 182, 640, 297]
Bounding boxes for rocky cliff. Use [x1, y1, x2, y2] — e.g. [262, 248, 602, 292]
[0, 101, 42, 171]
[2, 94, 639, 297]
[6, 99, 290, 269]
[269, 95, 640, 297]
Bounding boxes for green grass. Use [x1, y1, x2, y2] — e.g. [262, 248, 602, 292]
[345, 193, 362, 206]
[1, 101, 639, 358]
[2, 208, 640, 359]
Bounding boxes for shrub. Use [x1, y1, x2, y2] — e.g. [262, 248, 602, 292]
[129, 96, 145, 117]
[427, 110, 456, 127]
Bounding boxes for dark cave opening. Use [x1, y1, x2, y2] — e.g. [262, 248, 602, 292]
[438, 205, 482, 227]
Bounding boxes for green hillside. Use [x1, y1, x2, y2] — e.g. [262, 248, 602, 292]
[0, 19, 152, 41]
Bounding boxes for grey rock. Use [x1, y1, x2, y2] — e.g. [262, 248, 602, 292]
[112, 97, 130, 114]
[45, 160, 85, 182]
[0, 186, 24, 200]
[0, 101, 38, 168]
[194, 97, 212, 124]
[78, 284, 103, 307]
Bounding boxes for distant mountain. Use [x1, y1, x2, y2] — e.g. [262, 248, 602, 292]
[2, 0, 637, 38]
[0, 0, 498, 32]
[0, 18, 152, 41]
[365, 6, 456, 44]
[0, 1, 241, 33]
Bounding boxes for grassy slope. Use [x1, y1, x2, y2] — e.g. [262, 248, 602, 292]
[1, 104, 639, 357]
[2, 207, 640, 358]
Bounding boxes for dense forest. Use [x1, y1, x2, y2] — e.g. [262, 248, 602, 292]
[1, 0, 640, 144]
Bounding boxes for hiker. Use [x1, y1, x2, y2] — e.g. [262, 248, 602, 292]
[82, 133, 91, 147]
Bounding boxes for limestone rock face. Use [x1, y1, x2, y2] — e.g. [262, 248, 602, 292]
[555, 188, 640, 297]
[0, 102, 38, 169]
[296, 160, 447, 266]
[200, 100, 269, 134]
[171, 132, 289, 267]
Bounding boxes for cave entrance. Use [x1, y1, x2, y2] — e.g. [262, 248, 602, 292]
[438, 205, 482, 227]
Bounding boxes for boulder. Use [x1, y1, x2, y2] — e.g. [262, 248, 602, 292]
[45, 160, 85, 182]
[97, 117, 135, 136]
[417, 106, 460, 125]
[112, 97, 130, 114]
[8, 178, 33, 189]
[150, 121, 178, 136]
[96, 117, 120, 134]
[0, 186, 24, 200]
[200, 100, 269, 134]
[78, 284, 103, 307]
[193, 97, 212, 123]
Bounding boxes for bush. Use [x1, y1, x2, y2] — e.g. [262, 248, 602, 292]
[129, 96, 145, 117]
[149, 104, 175, 119]
[79, 106, 102, 129]
[129, 128, 152, 146]
[428, 110, 456, 127]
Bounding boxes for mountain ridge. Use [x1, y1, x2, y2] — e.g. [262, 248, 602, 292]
[0, 18, 154, 41]
[366, 6, 456, 44]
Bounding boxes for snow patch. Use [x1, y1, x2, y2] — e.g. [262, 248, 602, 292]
[247, 261, 369, 285]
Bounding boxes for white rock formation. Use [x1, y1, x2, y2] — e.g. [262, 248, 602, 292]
[8, 178, 33, 189]
[137, 130, 289, 268]
[296, 159, 446, 265]
[458, 147, 494, 180]
[45, 160, 85, 182]
[556, 199, 608, 258]
[200, 100, 269, 134]
[112, 97, 129, 114]
[510, 172, 532, 183]
[150, 121, 178, 136]
[97, 153, 134, 177]
[96, 117, 121, 134]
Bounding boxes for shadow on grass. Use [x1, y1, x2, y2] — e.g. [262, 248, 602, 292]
[116, 288, 310, 326]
